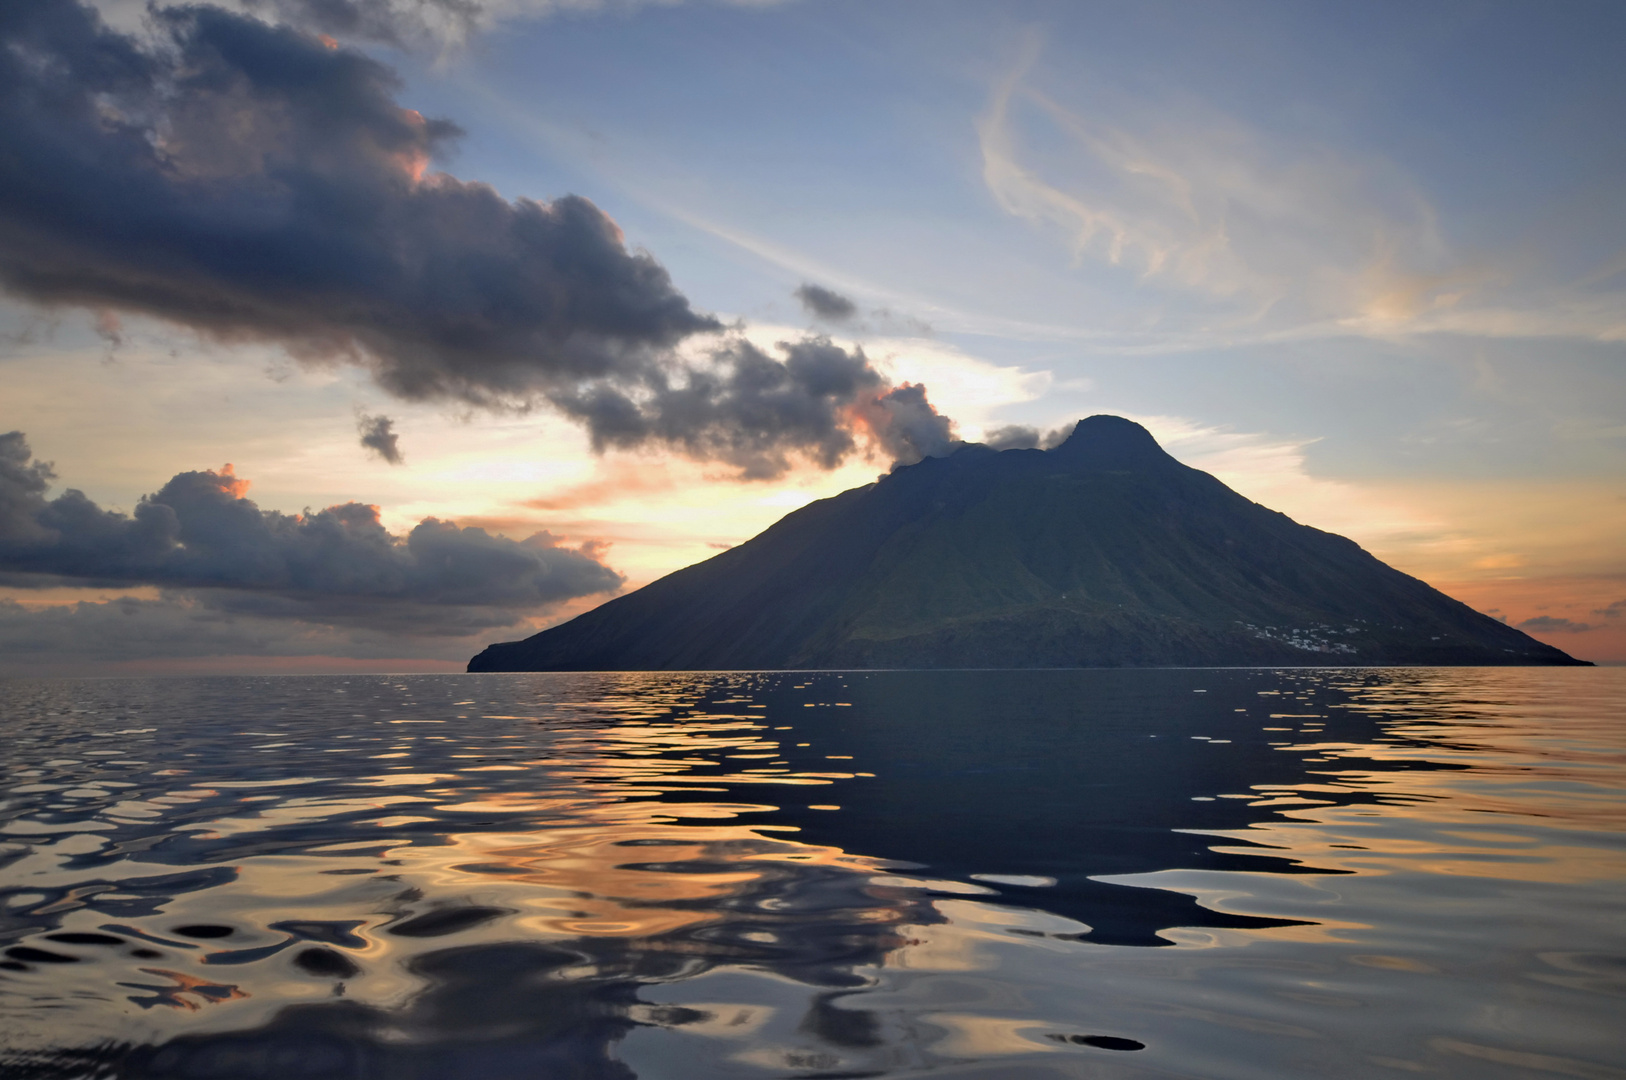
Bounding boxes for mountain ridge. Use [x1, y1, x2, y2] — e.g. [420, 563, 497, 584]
[469, 416, 1586, 670]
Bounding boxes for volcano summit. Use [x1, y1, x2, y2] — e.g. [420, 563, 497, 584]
[469, 416, 1584, 670]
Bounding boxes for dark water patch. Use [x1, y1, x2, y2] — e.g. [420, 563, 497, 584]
[44, 933, 124, 946]
[386, 906, 509, 938]
[293, 947, 360, 979]
[171, 924, 234, 939]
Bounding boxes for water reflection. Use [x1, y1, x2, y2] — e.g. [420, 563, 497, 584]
[0, 668, 1622, 1078]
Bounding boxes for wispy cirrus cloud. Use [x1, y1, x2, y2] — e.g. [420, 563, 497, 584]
[976, 35, 1626, 345]
[977, 37, 1451, 332]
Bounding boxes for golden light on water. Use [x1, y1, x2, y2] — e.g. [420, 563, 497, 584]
[2, 669, 1623, 1077]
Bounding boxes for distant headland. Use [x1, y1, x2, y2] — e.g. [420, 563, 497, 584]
[469, 416, 1587, 671]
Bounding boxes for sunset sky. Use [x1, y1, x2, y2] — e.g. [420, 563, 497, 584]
[1, 0, 1622, 672]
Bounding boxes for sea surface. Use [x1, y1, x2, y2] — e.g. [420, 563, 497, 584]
[0, 668, 1622, 1079]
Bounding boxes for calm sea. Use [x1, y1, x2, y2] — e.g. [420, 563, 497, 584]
[0, 668, 1622, 1079]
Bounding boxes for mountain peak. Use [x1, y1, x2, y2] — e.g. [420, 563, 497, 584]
[470, 412, 1585, 672]
[1049, 415, 1176, 469]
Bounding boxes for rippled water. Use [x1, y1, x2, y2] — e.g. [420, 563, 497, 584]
[1, 668, 1622, 1079]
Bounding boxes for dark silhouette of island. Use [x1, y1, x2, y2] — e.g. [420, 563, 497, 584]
[470, 416, 1586, 670]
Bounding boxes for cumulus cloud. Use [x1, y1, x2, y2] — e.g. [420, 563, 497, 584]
[551, 336, 957, 478]
[0, 431, 623, 634]
[981, 424, 1071, 451]
[358, 413, 404, 464]
[795, 283, 857, 322]
[0, 1, 956, 477]
[859, 382, 957, 466]
[1517, 615, 1594, 634]
[1593, 599, 1626, 618]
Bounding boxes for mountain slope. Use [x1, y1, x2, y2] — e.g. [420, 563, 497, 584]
[469, 416, 1585, 670]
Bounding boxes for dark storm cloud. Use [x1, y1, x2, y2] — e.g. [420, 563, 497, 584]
[794, 283, 857, 322]
[981, 424, 1071, 451]
[1, 1, 960, 475]
[0, 432, 55, 546]
[0, 432, 623, 630]
[0, 0, 718, 408]
[358, 413, 403, 464]
[550, 337, 957, 479]
[1518, 615, 1594, 634]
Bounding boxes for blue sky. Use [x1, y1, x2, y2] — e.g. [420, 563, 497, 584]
[416, 0, 1626, 468]
[1, 0, 1622, 668]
